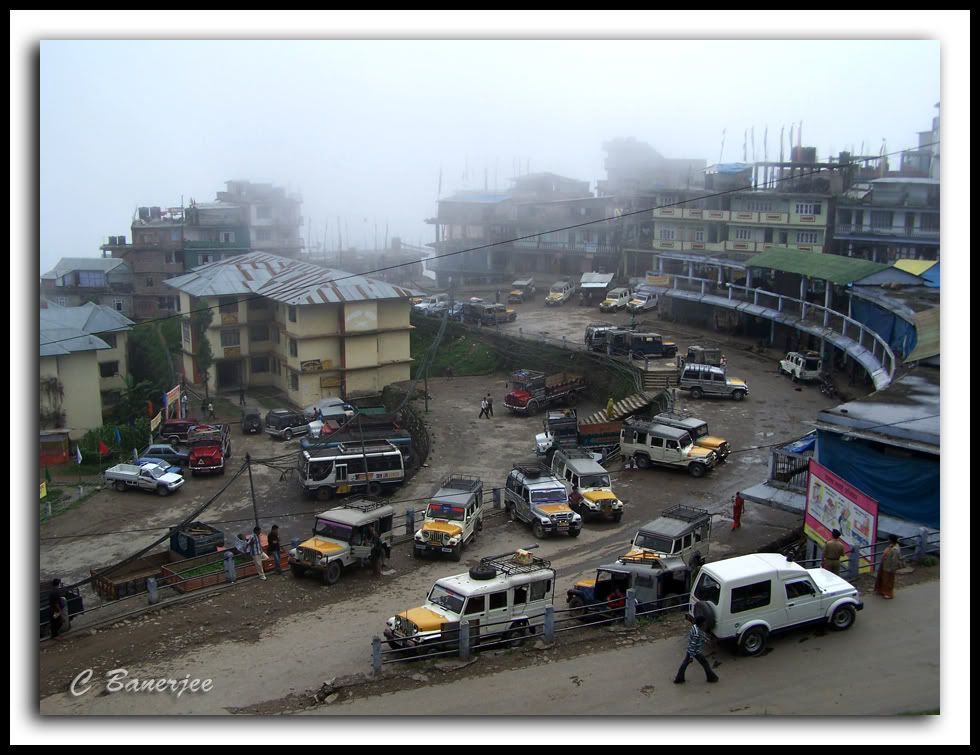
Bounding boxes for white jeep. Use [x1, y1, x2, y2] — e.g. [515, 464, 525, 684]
[779, 351, 822, 382]
[689, 552, 864, 656]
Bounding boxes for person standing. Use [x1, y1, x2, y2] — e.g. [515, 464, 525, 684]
[495, 289, 501, 304]
[479, 397, 489, 419]
[208, 401, 215, 420]
[674, 613, 719, 684]
[486, 393, 494, 418]
[247, 526, 267, 581]
[874, 534, 902, 599]
[605, 397, 615, 418]
[48, 578, 68, 640]
[268, 524, 282, 575]
[239, 386, 246, 407]
[731, 492, 745, 530]
[180, 392, 188, 418]
[821, 529, 846, 575]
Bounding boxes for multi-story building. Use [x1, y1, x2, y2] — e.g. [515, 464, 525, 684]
[166, 252, 413, 403]
[182, 200, 251, 269]
[40, 257, 134, 317]
[427, 173, 622, 286]
[216, 180, 303, 257]
[39, 302, 135, 436]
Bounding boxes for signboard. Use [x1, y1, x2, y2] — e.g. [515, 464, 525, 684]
[804, 459, 878, 573]
[320, 374, 342, 390]
[220, 313, 239, 325]
[40, 481, 47, 499]
[223, 346, 241, 358]
[150, 412, 162, 432]
[301, 359, 328, 373]
[645, 273, 672, 286]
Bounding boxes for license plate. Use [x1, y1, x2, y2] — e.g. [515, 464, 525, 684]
[558, 521, 569, 528]
[441, 547, 452, 553]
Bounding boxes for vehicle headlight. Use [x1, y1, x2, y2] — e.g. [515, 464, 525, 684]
[542, 516, 553, 525]
[318, 556, 329, 566]
[288, 548, 298, 558]
[572, 513, 583, 523]
[414, 530, 423, 541]
[448, 536, 460, 545]
[386, 617, 396, 630]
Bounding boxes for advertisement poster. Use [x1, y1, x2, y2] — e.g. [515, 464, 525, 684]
[804, 459, 879, 573]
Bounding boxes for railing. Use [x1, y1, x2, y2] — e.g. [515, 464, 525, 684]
[835, 223, 940, 239]
[788, 530, 940, 581]
[768, 448, 811, 492]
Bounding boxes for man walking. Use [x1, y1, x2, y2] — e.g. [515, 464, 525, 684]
[486, 393, 494, 418]
[821, 529, 846, 575]
[267, 524, 282, 575]
[731, 492, 745, 530]
[479, 397, 489, 419]
[247, 526, 268, 581]
[208, 401, 216, 420]
[239, 386, 246, 407]
[674, 614, 719, 684]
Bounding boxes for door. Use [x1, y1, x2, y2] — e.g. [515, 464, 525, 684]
[486, 589, 510, 634]
[649, 435, 665, 463]
[783, 578, 824, 627]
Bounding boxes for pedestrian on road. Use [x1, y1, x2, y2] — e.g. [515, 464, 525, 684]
[180, 392, 188, 418]
[874, 534, 902, 599]
[731, 492, 745, 530]
[208, 401, 215, 420]
[239, 386, 246, 407]
[605, 397, 615, 418]
[48, 578, 69, 640]
[247, 526, 268, 581]
[486, 393, 494, 418]
[495, 289, 501, 304]
[821, 529, 846, 575]
[674, 613, 719, 684]
[479, 397, 489, 419]
[366, 525, 384, 577]
[268, 524, 282, 575]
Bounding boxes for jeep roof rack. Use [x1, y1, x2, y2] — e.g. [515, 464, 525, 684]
[554, 447, 599, 461]
[660, 504, 710, 522]
[440, 474, 483, 493]
[340, 498, 390, 513]
[479, 549, 552, 575]
[513, 461, 552, 478]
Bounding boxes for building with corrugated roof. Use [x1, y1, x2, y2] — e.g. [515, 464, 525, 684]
[165, 252, 414, 402]
[40, 257, 134, 316]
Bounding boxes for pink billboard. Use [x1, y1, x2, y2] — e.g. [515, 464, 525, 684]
[804, 459, 879, 573]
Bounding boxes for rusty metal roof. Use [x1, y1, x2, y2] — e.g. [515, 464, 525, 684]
[164, 252, 414, 304]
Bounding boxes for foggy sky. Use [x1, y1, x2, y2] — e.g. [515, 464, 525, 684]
[39, 39, 939, 272]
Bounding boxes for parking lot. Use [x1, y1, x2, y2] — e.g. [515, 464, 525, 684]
[40, 295, 841, 713]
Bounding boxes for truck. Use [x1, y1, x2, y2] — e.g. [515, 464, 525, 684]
[104, 462, 185, 496]
[187, 423, 231, 475]
[414, 475, 485, 561]
[534, 409, 621, 460]
[503, 369, 587, 415]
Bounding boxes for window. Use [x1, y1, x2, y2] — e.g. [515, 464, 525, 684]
[694, 573, 721, 604]
[513, 585, 527, 606]
[289, 371, 299, 391]
[463, 595, 485, 616]
[795, 201, 821, 215]
[165, 252, 175, 264]
[272, 327, 281, 344]
[219, 297, 238, 314]
[221, 231, 235, 243]
[256, 229, 272, 241]
[694, 228, 705, 242]
[77, 270, 106, 288]
[796, 231, 818, 245]
[113, 299, 124, 312]
[159, 297, 175, 310]
[145, 277, 154, 288]
[99, 361, 119, 378]
[748, 200, 773, 213]
[635, 574, 655, 589]
[666, 440, 679, 450]
[171, 229, 180, 242]
[101, 333, 117, 349]
[288, 305, 297, 322]
[488, 592, 508, 610]
[248, 297, 269, 311]
[735, 227, 753, 241]
[251, 356, 269, 373]
[659, 227, 675, 241]
[220, 328, 240, 347]
[870, 211, 893, 230]
[250, 324, 270, 342]
[650, 436, 664, 448]
[921, 214, 939, 232]
[530, 579, 551, 601]
[182, 320, 192, 345]
[632, 431, 647, 445]
[200, 254, 213, 264]
[785, 580, 816, 599]
[289, 338, 298, 357]
[730, 580, 772, 614]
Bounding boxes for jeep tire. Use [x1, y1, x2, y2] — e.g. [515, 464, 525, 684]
[323, 560, 342, 586]
[366, 481, 382, 497]
[830, 604, 856, 631]
[157, 485, 170, 496]
[451, 543, 462, 562]
[689, 463, 707, 479]
[567, 595, 587, 620]
[635, 454, 651, 469]
[568, 527, 581, 538]
[284, 430, 293, 441]
[532, 521, 546, 540]
[114, 480, 127, 492]
[739, 626, 768, 656]
[733, 390, 746, 401]
[691, 387, 704, 400]
[469, 564, 497, 581]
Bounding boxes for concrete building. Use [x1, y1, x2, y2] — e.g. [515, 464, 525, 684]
[40, 257, 134, 317]
[39, 302, 135, 437]
[216, 180, 303, 258]
[165, 252, 413, 403]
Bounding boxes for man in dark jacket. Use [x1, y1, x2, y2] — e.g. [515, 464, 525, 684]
[674, 613, 719, 684]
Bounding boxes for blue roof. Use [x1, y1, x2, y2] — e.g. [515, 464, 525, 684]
[922, 263, 940, 288]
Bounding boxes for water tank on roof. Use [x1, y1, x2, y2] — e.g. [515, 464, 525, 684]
[150, 206, 161, 219]
[119, 235, 126, 245]
[138, 207, 150, 221]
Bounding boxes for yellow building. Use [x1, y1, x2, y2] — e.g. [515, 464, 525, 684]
[39, 302, 135, 438]
[167, 252, 414, 405]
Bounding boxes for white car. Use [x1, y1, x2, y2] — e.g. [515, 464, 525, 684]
[689, 552, 864, 656]
[779, 351, 823, 382]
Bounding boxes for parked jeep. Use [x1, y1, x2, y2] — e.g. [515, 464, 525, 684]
[624, 505, 712, 568]
[414, 475, 484, 561]
[288, 499, 394, 585]
[566, 554, 692, 620]
[690, 552, 864, 656]
[652, 411, 731, 461]
[779, 351, 823, 382]
[599, 287, 632, 313]
[620, 418, 718, 477]
[678, 363, 749, 401]
[503, 463, 582, 539]
[550, 448, 624, 523]
[508, 278, 536, 303]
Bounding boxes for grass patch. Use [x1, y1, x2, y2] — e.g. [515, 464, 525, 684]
[176, 553, 252, 579]
[411, 329, 500, 377]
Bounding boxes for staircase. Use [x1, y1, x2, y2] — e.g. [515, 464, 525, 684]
[584, 390, 665, 424]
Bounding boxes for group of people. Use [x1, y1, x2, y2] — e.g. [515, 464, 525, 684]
[235, 525, 283, 580]
[478, 393, 494, 419]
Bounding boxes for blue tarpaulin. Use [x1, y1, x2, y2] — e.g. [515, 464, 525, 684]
[783, 433, 816, 454]
[817, 431, 939, 529]
[849, 298, 918, 359]
[922, 263, 940, 288]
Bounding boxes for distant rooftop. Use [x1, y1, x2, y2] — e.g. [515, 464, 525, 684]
[441, 191, 512, 204]
[164, 252, 415, 305]
[747, 248, 887, 286]
[41, 257, 127, 280]
[39, 302, 133, 356]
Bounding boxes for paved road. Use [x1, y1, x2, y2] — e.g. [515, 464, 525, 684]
[318, 579, 940, 716]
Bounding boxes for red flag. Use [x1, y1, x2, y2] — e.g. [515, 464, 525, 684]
[98, 439, 110, 456]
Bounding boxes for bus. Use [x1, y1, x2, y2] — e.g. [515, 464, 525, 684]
[298, 440, 405, 501]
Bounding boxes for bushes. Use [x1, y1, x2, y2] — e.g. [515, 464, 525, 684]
[78, 418, 151, 462]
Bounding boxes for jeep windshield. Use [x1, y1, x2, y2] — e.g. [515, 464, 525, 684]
[633, 532, 673, 552]
[426, 503, 465, 521]
[142, 466, 167, 479]
[689, 423, 708, 440]
[550, 285, 565, 293]
[804, 356, 820, 371]
[427, 584, 464, 614]
[579, 473, 610, 488]
[313, 518, 352, 542]
[531, 487, 567, 504]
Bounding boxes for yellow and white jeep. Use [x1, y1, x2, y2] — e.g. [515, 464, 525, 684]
[414, 475, 484, 561]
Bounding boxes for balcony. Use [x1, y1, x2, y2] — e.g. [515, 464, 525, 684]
[835, 224, 940, 241]
[725, 240, 758, 253]
[653, 207, 682, 219]
[183, 240, 250, 250]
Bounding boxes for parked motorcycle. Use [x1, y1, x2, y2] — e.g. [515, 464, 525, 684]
[819, 372, 838, 398]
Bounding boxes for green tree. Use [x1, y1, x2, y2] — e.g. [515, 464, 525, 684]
[191, 304, 214, 399]
[128, 323, 173, 397]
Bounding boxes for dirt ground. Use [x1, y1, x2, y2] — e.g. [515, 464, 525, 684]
[39, 301, 879, 714]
